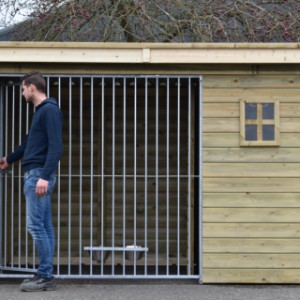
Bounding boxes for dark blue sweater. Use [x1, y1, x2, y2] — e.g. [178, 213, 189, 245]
[7, 98, 63, 180]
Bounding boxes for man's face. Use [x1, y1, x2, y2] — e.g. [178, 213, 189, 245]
[21, 82, 34, 103]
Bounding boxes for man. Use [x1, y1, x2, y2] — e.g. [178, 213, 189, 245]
[0, 72, 63, 292]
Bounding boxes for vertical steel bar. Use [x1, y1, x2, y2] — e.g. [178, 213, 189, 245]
[144, 77, 148, 276]
[32, 101, 36, 267]
[68, 77, 72, 275]
[4, 86, 8, 268]
[47, 77, 50, 96]
[133, 77, 137, 275]
[25, 93, 29, 269]
[198, 77, 203, 281]
[111, 77, 116, 275]
[79, 77, 83, 275]
[122, 78, 126, 275]
[0, 85, 3, 270]
[187, 78, 192, 275]
[18, 85, 22, 268]
[90, 78, 94, 275]
[166, 78, 170, 275]
[57, 77, 61, 274]
[11, 85, 15, 267]
[155, 77, 159, 275]
[177, 78, 180, 275]
[101, 77, 105, 276]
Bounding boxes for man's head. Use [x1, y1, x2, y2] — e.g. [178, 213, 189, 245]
[21, 72, 46, 104]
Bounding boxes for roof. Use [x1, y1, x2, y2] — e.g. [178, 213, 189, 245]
[0, 26, 14, 41]
[0, 42, 299, 64]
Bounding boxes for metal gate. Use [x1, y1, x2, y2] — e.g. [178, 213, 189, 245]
[0, 75, 202, 279]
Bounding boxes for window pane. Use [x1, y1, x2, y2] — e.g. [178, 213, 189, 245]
[245, 125, 257, 141]
[263, 103, 274, 119]
[263, 125, 275, 141]
[245, 103, 257, 120]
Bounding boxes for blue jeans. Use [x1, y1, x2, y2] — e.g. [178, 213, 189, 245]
[24, 168, 56, 279]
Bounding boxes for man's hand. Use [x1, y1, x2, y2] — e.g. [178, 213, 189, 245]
[36, 178, 49, 197]
[0, 157, 9, 170]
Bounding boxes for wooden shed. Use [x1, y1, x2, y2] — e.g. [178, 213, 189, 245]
[0, 42, 300, 283]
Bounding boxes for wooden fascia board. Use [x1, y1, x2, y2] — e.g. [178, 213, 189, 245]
[0, 42, 299, 64]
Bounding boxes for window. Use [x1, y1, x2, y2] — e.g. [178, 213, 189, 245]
[240, 100, 280, 146]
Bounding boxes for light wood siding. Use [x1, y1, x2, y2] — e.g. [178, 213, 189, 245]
[202, 67, 300, 283]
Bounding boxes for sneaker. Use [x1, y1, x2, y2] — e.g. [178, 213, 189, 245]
[22, 274, 39, 284]
[20, 274, 56, 292]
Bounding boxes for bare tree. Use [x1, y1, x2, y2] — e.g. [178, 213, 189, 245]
[1, 0, 300, 42]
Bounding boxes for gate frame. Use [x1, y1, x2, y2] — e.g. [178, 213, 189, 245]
[0, 74, 203, 281]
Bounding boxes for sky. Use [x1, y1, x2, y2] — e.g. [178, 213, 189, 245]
[0, 3, 30, 30]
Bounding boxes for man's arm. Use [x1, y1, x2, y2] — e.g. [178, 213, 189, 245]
[1, 135, 28, 169]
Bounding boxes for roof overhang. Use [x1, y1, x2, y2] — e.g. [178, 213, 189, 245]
[0, 42, 299, 64]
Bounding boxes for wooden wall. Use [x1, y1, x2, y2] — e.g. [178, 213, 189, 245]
[202, 65, 300, 283]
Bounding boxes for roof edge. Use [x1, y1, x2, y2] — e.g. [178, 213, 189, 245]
[0, 42, 300, 64]
[0, 42, 299, 49]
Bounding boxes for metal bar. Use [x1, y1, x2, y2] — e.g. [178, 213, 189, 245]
[3, 86, 9, 268]
[187, 78, 192, 275]
[155, 77, 159, 275]
[11, 85, 15, 267]
[18, 85, 22, 268]
[122, 77, 126, 275]
[57, 77, 61, 274]
[58, 174, 198, 178]
[177, 77, 181, 275]
[68, 77, 72, 275]
[144, 77, 148, 276]
[84, 246, 148, 251]
[0, 274, 199, 279]
[111, 77, 115, 275]
[0, 84, 3, 270]
[25, 94, 29, 269]
[90, 77, 94, 275]
[1, 74, 199, 80]
[166, 78, 170, 275]
[47, 77, 50, 96]
[134, 77, 137, 275]
[32, 93, 36, 269]
[198, 77, 203, 281]
[79, 77, 83, 274]
[101, 77, 105, 276]
[25, 93, 29, 268]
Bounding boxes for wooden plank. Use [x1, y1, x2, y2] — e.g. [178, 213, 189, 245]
[203, 223, 300, 238]
[204, 163, 300, 177]
[203, 193, 300, 208]
[204, 178, 300, 193]
[204, 103, 300, 118]
[203, 75, 300, 89]
[203, 238, 300, 253]
[203, 133, 300, 148]
[203, 88, 300, 103]
[203, 148, 300, 163]
[203, 208, 300, 223]
[203, 103, 239, 117]
[203, 118, 239, 132]
[204, 254, 300, 268]
[203, 269, 300, 284]
[203, 117, 300, 133]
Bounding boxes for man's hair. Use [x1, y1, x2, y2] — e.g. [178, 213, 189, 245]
[21, 71, 46, 93]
